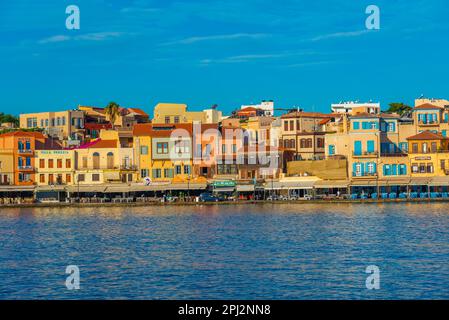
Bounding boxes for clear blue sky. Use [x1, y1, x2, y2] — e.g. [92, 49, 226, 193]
[1, 0, 448, 116]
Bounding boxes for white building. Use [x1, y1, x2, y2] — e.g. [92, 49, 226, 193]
[331, 101, 380, 115]
[241, 100, 274, 116]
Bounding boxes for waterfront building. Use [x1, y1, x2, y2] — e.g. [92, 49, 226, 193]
[73, 133, 137, 186]
[152, 103, 222, 124]
[240, 100, 274, 116]
[0, 131, 47, 186]
[192, 123, 220, 179]
[412, 103, 449, 136]
[280, 111, 329, 160]
[331, 101, 380, 115]
[35, 149, 75, 186]
[133, 123, 194, 183]
[415, 97, 449, 108]
[19, 110, 85, 142]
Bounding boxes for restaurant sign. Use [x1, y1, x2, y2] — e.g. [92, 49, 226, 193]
[212, 180, 236, 188]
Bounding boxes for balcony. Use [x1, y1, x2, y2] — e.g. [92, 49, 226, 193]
[380, 152, 408, 157]
[352, 151, 378, 158]
[352, 172, 378, 178]
[18, 149, 33, 155]
[120, 165, 138, 171]
[418, 121, 439, 126]
[18, 165, 34, 171]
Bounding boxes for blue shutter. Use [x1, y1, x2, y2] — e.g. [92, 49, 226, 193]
[372, 162, 377, 174]
[367, 140, 375, 153]
[353, 122, 360, 130]
[392, 164, 397, 176]
[354, 141, 362, 155]
[353, 163, 357, 176]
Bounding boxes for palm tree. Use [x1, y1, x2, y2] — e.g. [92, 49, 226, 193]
[104, 102, 120, 129]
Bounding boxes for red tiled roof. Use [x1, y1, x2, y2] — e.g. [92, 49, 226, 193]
[133, 123, 193, 137]
[70, 138, 118, 149]
[0, 131, 46, 139]
[319, 118, 331, 125]
[407, 130, 446, 140]
[127, 108, 148, 116]
[414, 103, 443, 110]
[239, 107, 258, 112]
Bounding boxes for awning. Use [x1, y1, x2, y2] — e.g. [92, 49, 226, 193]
[35, 185, 66, 192]
[429, 177, 449, 186]
[213, 187, 235, 192]
[236, 184, 255, 192]
[376, 178, 410, 186]
[409, 178, 432, 186]
[0, 186, 35, 192]
[314, 180, 349, 189]
[129, 183, 207, 192]
[350, 179, 378, 186]
[105, 185, 131, 193]
[66, 185, 107, 193]
[265, 180, 317, 190]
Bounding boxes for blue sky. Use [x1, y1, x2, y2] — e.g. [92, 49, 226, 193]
[1, 0, 448, 116]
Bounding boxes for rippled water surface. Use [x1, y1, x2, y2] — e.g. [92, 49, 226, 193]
[0, 203, 448, 299]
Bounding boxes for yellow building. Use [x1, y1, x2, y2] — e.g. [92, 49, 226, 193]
[35, 150, 75, 185]
[74, 137, 137, 185]
[0, 149, 14, 185]
[19, 110, 85, 141]
[152, 103, 222, 124]
[133, 123, 194, 182]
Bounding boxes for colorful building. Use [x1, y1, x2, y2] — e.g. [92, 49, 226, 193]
[152, 103, 222, 124]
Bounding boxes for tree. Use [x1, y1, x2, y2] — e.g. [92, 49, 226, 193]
[0, 113, 19, 127]
[104, 102, 120, 129]
[386, 103, 412, 115]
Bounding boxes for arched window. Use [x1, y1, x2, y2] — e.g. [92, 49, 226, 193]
[300, 139, 306, 148]
[107, 152, 114, 169]
[290, 139, 296, 148]
[93, 152, 100, 169]
[422, 143, 428, 154]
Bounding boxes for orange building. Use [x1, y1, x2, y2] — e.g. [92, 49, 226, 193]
[0, 131, 47, 185]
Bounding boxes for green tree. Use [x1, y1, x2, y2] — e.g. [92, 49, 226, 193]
[104, 102, 120, 129]
[386, 103, 412, 115]
[0, 113, 19, 126]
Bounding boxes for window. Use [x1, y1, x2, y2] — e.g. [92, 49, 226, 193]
[290, 139, 296, 149]
[419, 163, 426, 173]
[66, 174, 71, 183]
[140, 146, 148, 155]
[152, 169, 162, 178]
[48, 174, 54, 184]
[441, 160, 446, 171]
[77, 174, 85, 182]
[174, 116, 180, 124]
[317, 138, 324, 148]
[232, 144, 237, 153]
[107, 152, 114, 169]
[175, 165, 182, 175]
[48, 159, 54, 168]
[45, 119, 49, 127]
[222, 144, 227, 154]
[57, 159, 62, 168]
[399, 164, 407, 175]
[284, 121, 289, 131]
[399, 142, 408, 153]
[40, 174, 45, 183]
[367, 140, 375, 154]
[92, 174, 100, 182]
[296, 120, 300, 131]
[431, 142, 437, 153]
[422, 143, 428, 154]
[355, 163, 362, 177]
[387, 122, 395, 132]
[66, 159, 71, 168]
[39, 159, 45, 168]
[427, 163, 434, 173]
[353, 122, 360, 130]
[164, 168, 174, 178]
[62, 117, 66, 126]
[367, 162, 375, 174]
[412, 163, 418, 173]
[384, 165, 391, 176]
[82, 157, 88, 168]
[184, 165, 191, 175]
[141, 169, 149, 178]
[157, 142, 169, 154]
[93, 152, 100, 169]
[290, 120, 294, 131]
[354, 141, 362, 156]
[165, 116, 170, 124]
